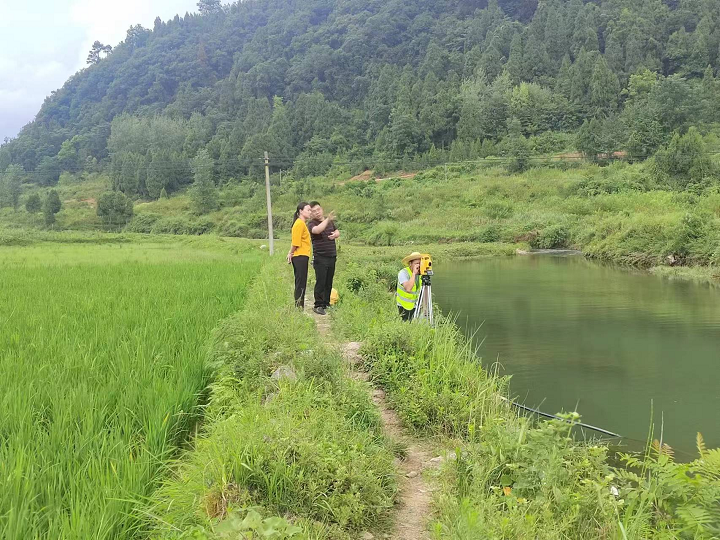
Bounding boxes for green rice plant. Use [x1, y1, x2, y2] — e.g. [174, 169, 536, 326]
[0, 239, 262, 540]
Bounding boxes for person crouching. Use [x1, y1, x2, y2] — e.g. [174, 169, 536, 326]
[396, 252, 422, 321]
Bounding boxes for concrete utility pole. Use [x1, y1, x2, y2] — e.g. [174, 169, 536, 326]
[264, 151, 274, 255]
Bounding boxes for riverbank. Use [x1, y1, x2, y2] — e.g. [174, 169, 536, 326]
[331, 253, 720, 538]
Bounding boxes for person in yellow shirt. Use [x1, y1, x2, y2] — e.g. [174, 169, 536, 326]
[287, 201, 313, 308]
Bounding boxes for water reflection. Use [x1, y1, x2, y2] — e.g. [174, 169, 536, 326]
[433, 255, 720, 458]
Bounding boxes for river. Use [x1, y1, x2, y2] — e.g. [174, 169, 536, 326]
[432, 254, 720, 459]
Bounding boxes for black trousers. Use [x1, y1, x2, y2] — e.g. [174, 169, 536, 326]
[292, 255, 309, 308]
[313, 254, 336, 308]
[398, 305, 415, 321]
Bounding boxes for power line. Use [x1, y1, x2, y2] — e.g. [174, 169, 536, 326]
[3, 151, 720, 178]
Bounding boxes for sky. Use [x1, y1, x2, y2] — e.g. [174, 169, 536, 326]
[0, 0, 198, 142]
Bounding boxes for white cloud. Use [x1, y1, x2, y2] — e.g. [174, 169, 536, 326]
[0, 0, 198, 141]
[70, 0, 198, 70]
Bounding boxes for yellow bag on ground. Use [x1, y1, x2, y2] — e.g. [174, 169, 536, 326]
[330, 288, 339, 305]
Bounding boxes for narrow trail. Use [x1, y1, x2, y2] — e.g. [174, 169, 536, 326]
[307, 303, 440, 540]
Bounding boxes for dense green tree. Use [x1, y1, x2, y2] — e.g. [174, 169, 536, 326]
[97, 191, 134, 229]
[86, 41, 112, 64]
[25, 193, 42, 214]
[239, 133, 274, 178]
[43, 189, 61, 227]
[267, 97, 294, 165]
[478, 44, 505, 81]
[576, 117, 618, 160]
[2, 0, 720, 181]
[544, 4, 566, 64]
[1, 164, 23, 210]
[189, 149, 218, 214]
[457, 73, 510, 142]
[589, 57, 621, 116]
[506, 34, 524, 84]
[388, 107, 423, 155]
[555, 54, 573, 98]
[36, 157, 60, 186]
[504, 133, 531, 172]
[654, 127, 715, 188]
[57, 140, 77, 172]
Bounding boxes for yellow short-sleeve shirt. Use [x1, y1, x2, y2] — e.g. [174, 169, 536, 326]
[291, 218, 311, 257]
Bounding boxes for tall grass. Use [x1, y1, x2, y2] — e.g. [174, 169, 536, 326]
[147, 258, 397, 539]
[333, 251, 720, 538]
[0, 241, 261, 539]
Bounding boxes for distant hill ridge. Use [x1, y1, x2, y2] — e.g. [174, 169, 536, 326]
[1, 0, 719, 196]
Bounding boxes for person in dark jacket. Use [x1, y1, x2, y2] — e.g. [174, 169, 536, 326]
[308, 201, 339, 315]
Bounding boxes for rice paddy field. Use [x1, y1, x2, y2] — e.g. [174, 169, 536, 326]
[0, 235, 263, 539]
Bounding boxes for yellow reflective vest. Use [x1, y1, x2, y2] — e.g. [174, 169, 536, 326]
[396, 267, 420, 310]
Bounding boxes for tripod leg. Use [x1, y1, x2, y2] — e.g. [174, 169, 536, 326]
[413, 286, 423, 320]
[427, 285, 433, 325]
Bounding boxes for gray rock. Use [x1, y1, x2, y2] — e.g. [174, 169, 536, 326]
[360, 533, 374, 540]
[406, 470, 418, 478]
[271, 365, 297, 382]
[343, 341, 362, 356]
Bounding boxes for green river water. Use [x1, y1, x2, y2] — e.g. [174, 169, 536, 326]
[433, 254, 720, 459]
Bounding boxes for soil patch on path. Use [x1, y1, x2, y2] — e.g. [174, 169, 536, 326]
[307, 302, 440, 539]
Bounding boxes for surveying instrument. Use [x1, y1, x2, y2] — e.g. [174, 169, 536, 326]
[412, 254, 434, 325]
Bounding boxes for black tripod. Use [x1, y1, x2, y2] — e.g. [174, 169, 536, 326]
[412, 272, 434, 325]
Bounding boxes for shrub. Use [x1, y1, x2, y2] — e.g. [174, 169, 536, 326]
[533, 224, 571, 249]
[97, 191, 134, 230]
[503, 135, 531, 173]
[151, 216, 195, 235]
[483, 200, 514, 219]
[124, 213, 161, 233]
[190, 217, 215, 235]
[654, 127, 716, 189]
[365, 221, 400, 246]
[474, 224, 501, 242]
[218, 220, 249, 238]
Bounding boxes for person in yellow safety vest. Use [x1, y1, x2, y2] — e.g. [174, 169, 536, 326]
[396, 251, 423, 321]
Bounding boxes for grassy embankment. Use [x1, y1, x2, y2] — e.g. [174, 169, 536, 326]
[144, 256, 398, 539]
[4, 160, 719, 282]
[330, 250, 720, 538]
[0, 234, 261, 539]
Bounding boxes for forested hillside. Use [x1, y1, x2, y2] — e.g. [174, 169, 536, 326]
[2, 0, 720, 198]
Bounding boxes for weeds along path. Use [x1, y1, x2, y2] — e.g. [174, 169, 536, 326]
[309, 307, 438, 540]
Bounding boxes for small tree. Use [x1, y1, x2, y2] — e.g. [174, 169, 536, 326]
[654, 127, 715, 189]
[97, 191, 134, 230]
[189, 149, 218, 214]
[159, 187, 169, 199]
[43, 190, 62, 227]
[576, 118, 619, 162]
[26, 193, 42, 213]
[505, 134, 531, 173]
[197, 0, 222, 14]
[87, 41, 112, 64]
[1, 164, 23, 210]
